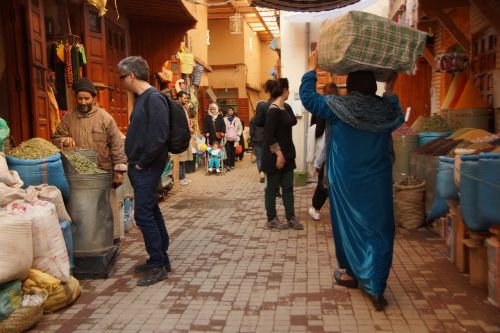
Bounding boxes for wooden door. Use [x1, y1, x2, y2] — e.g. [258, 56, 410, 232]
[105, 20, 128, 132]
[83, 3, 107, 109]
[26, 0, 50, 139]
[393, 59, 432, 125]
[2, 0, 32, 143]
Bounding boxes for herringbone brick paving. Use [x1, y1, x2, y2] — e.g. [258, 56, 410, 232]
[31, 156, 500, 332]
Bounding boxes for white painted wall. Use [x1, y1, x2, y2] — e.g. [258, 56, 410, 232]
[279, 0, 390, 172]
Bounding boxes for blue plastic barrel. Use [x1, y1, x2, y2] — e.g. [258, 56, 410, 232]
[478, 153, 500, 226]
[418, 132, 452, 147]
[436, 156, 458, 199]
[460, 155, 489, 231]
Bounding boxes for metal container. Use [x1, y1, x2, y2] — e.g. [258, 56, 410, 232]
[448, 108, 491, 131]
[410, 153, 439, 213]
[392, 134, 418, 183]
[66, 172, 114, 256]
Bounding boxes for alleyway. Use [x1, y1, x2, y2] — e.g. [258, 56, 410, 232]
[32, 157, 499, 333]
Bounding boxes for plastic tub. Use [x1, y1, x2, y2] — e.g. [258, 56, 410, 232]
[418, 132, 452, 147]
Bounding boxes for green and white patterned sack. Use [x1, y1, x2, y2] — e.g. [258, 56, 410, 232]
[317, 11, 427, 81]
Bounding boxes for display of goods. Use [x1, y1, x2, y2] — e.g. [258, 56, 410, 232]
[6, 152, 69, 199]
[454, 78, 489, 109]
[0, 169, 23, 188]
[477, 153, 500, 225]
[26, 184, 71, 222]
[436, 156, 458, 200]
[441, 72, 466, 109]
[0, 118, 10, 152]
[456, 129, 492, 141]
[64, 152, 104, 174]
[8, 138, 59, 160]
[317, 11, 427, 81]
[413, 138, 462, 156]
[419, 115, 453, 133]
[394, 178, 426, 230]
[22, 269, 81, 314]
[0, 152, 7, 174]
[449, 128, 474, 139]
[471, 133, 500, 143]
[0, 291, 47, 333]
[0, 280, 22, 321]
[466, 142, 494, 152]
[0, 183, 25, 207]
[460, 155, 489, 231]
[7, 200, 70, 282]
[435, 53, 468, 73]
[0, 212, 33, 284]
[392, 123, 417, 136]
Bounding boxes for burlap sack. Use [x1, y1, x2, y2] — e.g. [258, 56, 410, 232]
[0, 183, 26, 207]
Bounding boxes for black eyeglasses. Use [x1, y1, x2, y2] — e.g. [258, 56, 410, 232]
[119, 73, 131, 80]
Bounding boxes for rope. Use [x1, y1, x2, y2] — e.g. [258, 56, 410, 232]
[440, 164, 500, 191]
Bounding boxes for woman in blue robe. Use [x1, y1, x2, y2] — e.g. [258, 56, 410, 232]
[299, 51, 404, 311]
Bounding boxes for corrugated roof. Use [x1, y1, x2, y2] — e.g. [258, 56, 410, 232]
[251, 0, 360, 12]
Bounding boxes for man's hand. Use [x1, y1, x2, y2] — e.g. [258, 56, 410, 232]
[276, 150, 285, 170]
[308, 50, 318, 72]
[112, 171, 125, 188]
[63, 137, 76, 148]
[385, 73, 398, 96]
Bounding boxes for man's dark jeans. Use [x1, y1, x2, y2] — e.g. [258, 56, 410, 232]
[128, 164, 169, 268]
[253, 144, 263, 172]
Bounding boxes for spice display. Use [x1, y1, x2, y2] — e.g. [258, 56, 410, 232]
[418, 115, 453, 133]
[449, 128, 474, 139]
[9, 138, 60, 159]
[392, 123, 417, 136]
[64, 153, 105, 174]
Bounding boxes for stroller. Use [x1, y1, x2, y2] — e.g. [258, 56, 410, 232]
[205, 137, 226, 176]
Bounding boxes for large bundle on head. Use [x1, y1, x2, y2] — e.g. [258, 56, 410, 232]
[317, 11, 427, 81]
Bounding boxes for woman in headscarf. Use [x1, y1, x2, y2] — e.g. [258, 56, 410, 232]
[203, 103, 226, 145]
[299, 51, 404, 311]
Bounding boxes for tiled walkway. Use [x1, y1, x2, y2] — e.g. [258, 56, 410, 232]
[32, 156, 500, 332]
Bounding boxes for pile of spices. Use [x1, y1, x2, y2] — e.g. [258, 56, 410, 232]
[397, 176, 424, 186]
[9, 138, 60, 159]
[392, 123, 417, 136]
[65, 153, 105, 174]
[419, 115, 453, 132]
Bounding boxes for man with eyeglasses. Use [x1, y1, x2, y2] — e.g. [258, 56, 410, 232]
[117, 56, 171, 286]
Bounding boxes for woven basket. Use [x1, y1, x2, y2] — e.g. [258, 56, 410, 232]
[394, 181, 426, 230]
[0, 304, 43, 333]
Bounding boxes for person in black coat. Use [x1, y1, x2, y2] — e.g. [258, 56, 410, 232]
[262, 78, 303, 231]
[203, 103, 226, 145]
[308, 82, 339, 221]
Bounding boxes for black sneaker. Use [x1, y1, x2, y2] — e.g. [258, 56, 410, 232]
[134, 256, 172, 273]
[288, 216, 304, 230]
[137, 267, 167, 286]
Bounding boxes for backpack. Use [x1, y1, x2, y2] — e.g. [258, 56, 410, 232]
[226, 119, 238, 141]
[145, 91, 190, 154]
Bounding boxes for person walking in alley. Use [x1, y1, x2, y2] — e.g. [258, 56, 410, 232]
[118, 56, 171, 286]
[308, 83, 339, 221]
[223, 107, 243, 171]
[203, 103, 225, 145]
[263, 78, 303, 231]
[173, 91, 194, 186]
[250, 112, 265, 182]
[300, 51, 404, 311]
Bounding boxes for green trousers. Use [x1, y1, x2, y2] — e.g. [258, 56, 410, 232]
[265, 170, 295, 221]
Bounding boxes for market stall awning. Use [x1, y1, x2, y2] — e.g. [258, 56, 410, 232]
[251, 0, 360, 12]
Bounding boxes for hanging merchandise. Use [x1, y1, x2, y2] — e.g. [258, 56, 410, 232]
[71, 44, 80, 83]
[86, 0, 107, 16]
[192, 65, 204, 86]
[65, 44, 73, 88]
[177, 48, 195, 75]
[47, 86, 61, 136]
[229, 12, 243, 34]
[435, 53, 468, 73]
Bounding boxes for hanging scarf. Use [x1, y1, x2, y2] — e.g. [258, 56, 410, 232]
[325, 92, 402, 133]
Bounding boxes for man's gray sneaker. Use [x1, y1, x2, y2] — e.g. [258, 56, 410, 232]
[266, 217, 289, 230]
[288, 216, 304, 230]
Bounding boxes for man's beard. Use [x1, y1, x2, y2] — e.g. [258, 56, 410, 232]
[77, 104, 92, 113]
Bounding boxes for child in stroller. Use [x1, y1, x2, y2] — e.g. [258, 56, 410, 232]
[207, 141, 224, 174]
